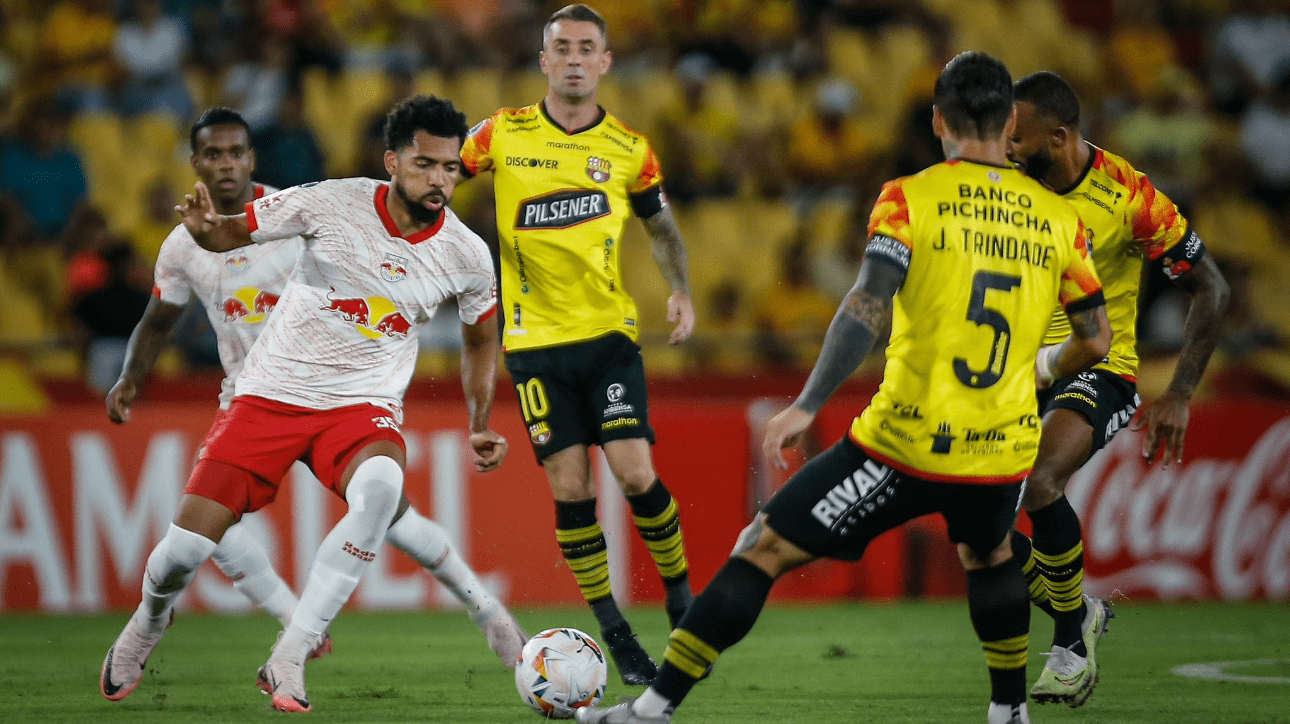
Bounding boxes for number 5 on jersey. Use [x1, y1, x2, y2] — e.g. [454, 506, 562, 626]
[953, 271, 1021, 389]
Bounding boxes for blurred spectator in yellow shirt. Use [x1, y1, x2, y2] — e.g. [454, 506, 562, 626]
[654, 54, 744, 204]
[786, 79, 876, 203]
[39, 0, 118, 113]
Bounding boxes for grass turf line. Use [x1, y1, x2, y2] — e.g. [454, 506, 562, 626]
[2, 601, 1287, 723]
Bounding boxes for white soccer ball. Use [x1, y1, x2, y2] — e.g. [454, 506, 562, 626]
[515, 627, 608, 719]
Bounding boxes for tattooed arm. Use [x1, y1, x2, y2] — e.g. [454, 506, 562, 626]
[763, 256, 905, 468]
[1036, 304, 1112, 388]
[640, 206, 695, 344]
[1130, 252, 1229, 466]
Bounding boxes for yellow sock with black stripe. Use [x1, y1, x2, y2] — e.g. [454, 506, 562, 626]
[1010, 530, 1057, 616]
[1030, 497, 1087, 653]
[650, 557, 774, 709]
[555, 499, 624, 630]
[628, 480, 693, 627]
[967, 559, 1030, 706]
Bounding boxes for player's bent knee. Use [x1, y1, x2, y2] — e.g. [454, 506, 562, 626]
[1021, 475, 1066, 511]
[957, 538, 1013, 571]
[345, 455, 404, 521]
[736, 522, 813, 578]
[616, 472, 656, 497]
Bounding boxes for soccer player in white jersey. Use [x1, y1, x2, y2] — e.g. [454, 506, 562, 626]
[100, 108, 526, 697]
[100, 96, 509, 713]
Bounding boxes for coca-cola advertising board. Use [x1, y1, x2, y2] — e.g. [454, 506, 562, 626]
[1, 397, 1287, 611]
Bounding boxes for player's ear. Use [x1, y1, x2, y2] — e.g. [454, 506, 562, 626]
[1051, 124, 1068, 149]
[931, 106, 944, 139]
[539, 50, 547, 74]
[1003, 105, 1017, 140]
[601, 49, 613, 76]
[384, 149, 397, 179]
[247, 148, 257, 174]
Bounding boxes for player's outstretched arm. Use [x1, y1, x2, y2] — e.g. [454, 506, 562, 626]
[460, 311, 507, 472]
[175, 181, 253, 252]
[641, 206, 695, 344]
[763, 256, 905, 469]
[106, 296, 186, 424]
[1130, 253, 1229, 466]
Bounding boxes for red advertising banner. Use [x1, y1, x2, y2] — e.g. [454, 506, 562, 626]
[2, 397, 1287, 612]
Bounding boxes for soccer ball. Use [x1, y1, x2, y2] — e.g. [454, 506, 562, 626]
[515, 627, 608, 719]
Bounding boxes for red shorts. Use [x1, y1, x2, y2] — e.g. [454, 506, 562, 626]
[186, 396, 405, 514]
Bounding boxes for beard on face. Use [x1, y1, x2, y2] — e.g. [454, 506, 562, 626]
[394, 180, 446, 225]
[1019, 144, 1055, 183]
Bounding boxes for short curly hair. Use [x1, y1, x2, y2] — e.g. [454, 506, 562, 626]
[383, 95, 469, 152]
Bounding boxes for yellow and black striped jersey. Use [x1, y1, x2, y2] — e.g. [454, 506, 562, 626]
[460, 102, 665, 352]
[851, 160, 1104, 484]
[1042, 145, 1198, 381]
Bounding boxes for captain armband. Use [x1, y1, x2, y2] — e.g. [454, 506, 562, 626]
[630, 184, 666, 219]
[864, 234, 911, 273]
[1158, 229, 1206, 280]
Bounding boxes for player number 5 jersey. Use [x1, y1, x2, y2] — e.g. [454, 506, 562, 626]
[460, 103, 666, 351]
[851, 161, 1104, 484]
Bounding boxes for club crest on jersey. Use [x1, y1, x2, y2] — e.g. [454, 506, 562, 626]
[586, 156, 612, 183]
[529, 421, 552, 445]
[380, 253, 409, 282]
[224, 252, 249, 273]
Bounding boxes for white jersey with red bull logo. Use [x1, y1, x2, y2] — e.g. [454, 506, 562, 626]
[153, 185, 302, 409]
[235, 177, 497, 420]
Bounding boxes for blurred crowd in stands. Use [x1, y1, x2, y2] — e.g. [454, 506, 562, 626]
[1, 0, 1288, 397]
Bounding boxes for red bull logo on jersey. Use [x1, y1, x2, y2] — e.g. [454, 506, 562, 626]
[380, 253, 409, 282]
[321, 287, 412, 340]
[586, 156, 611, 183]
[224, 252, 249, 273]
[220, 287, 279, 324]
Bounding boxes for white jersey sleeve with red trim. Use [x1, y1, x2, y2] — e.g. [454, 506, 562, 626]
[246, 182, 319, 242]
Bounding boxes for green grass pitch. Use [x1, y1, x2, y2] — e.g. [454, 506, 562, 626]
[3, 601, 1287, 723]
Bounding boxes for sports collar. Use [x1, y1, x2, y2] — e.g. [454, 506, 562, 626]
[539, 100, 606, 135]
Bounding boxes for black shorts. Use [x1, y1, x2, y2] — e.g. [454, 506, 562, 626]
[1038, 370, 1140, 456]
[762, 435, 1022, 562]
[504, 332, 656, 462]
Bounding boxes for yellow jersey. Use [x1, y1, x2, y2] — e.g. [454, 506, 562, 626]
[460, 102, 666, 351]
[1041, 145, 1193, 380]
[850, 160, 1104, 484]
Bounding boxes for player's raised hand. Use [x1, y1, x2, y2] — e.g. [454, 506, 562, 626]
[175, 181, 217, 240]
[763, 405, 815, 471]
[469, 429, 509, 472]
[1130, 389, 1190, 467]
[667, 290, 695, 345]
[105, 379, 136, 424]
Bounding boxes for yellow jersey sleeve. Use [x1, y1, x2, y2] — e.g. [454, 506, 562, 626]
[460, 114, 497, 177]
[1058, 219, 1104, 312]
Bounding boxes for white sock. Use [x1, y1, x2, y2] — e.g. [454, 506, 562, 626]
[210, 522, 298, 626]
[988, 701, 1030, 724]
[135, 523, 217, 632]
[385, 507, 499, 622]
[633, 688, 673, 718]
[274, 456, 402, 662]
